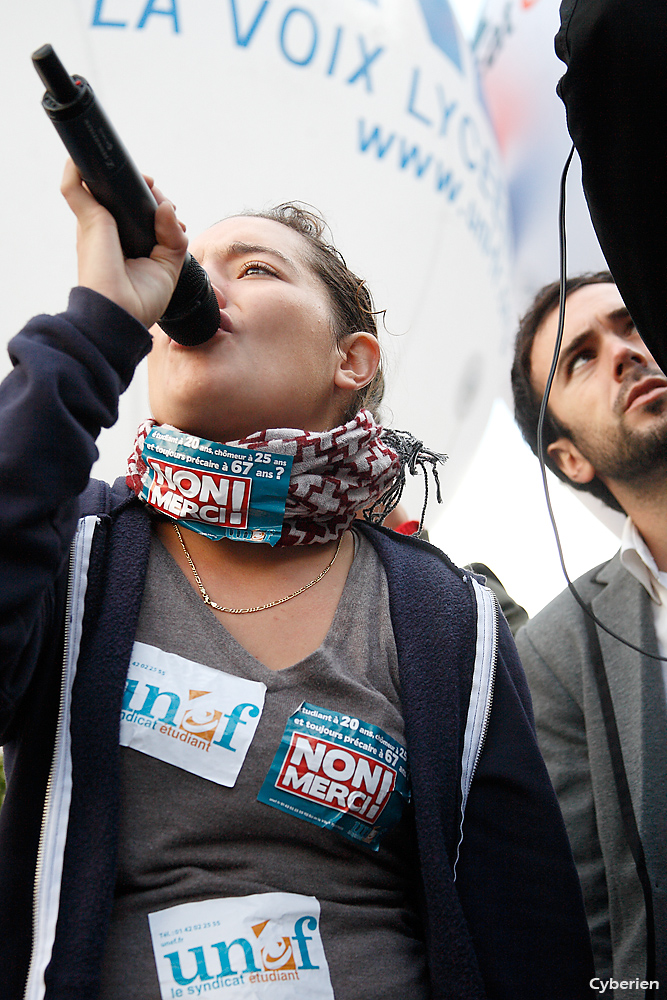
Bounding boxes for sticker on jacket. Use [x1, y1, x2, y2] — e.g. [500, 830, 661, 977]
[148, 893, 334, 999]
[257, 703, 409, 850]
[120, 641, 266, 786]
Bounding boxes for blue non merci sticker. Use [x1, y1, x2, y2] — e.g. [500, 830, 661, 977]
[139, 427, 293, 545]
[257, 703, 410, 850]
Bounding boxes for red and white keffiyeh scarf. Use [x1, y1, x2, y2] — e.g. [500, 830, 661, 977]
[127, 410, 404, 545]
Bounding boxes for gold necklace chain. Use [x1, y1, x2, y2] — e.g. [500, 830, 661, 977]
[172, 523, 343, 614]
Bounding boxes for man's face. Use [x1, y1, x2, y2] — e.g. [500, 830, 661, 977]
[530, 282, 667, 487]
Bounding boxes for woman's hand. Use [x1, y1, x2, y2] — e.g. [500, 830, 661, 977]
[60, 158, 189, 328]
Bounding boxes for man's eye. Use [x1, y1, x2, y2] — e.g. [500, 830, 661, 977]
[240, 261, 278, 277]
[569, 350, 594, 374]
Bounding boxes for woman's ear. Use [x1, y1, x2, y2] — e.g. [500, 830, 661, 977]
[334, 332, 380, 392]
[547, 436, 596, 484]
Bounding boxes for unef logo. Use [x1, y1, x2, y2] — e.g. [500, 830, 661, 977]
[163, 914, 320, 987]
[276, 734, 396, 822]
[146, 458, 252, 528]
[122, 678, 259, 754]
[252, 919, 296, 972]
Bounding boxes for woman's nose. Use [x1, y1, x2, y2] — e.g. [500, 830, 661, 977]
[210, 281, 227, 311]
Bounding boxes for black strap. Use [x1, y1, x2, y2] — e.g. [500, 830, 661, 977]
[556, 0, 667, 376]
[583, 611, 656, 979]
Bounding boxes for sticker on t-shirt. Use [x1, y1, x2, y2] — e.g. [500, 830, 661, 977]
[120, 641, 266, 786]
[148, 893, 334, 999]
[139, 427, 293, 545]
[257, 703, 409, 850]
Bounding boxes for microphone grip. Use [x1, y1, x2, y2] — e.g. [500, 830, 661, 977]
[49, 103, 157, 259]
[33, 45, 219, 346]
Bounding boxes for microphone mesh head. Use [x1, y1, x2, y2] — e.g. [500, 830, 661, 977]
[158, 255, 220, 346]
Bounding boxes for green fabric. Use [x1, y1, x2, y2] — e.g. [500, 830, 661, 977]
[465, 563, 528, 637]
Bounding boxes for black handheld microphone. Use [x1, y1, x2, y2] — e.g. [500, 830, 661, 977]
[32, 44, 220, 347]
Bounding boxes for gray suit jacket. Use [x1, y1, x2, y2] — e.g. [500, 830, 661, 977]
[516, 553, 667, 997]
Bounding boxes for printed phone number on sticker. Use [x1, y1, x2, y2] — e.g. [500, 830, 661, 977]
[159, 921, 221, 938]
[131, 660, 165, 677]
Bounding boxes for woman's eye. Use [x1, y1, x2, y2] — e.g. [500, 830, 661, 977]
[241, 261, 278, 277]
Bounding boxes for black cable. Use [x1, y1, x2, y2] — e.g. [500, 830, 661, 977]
[582, 611, 657, 980]
[536, 144, 667, 662]
[539, 146, 658, 981]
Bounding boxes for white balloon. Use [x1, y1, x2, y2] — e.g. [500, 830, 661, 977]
[475, 0, 606, 308]
[3, 0, 512, 515]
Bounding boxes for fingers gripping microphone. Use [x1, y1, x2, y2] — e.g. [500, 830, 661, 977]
[32, 44, 220, 347]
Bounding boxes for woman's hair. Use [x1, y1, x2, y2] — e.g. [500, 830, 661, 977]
[245, 203, 385, 421]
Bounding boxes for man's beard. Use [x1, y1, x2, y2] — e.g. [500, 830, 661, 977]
[570, 371, 667, 486]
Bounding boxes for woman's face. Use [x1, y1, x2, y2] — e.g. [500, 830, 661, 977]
[147, 216, 349, 442]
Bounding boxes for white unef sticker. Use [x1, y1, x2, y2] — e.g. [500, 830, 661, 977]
[120, 642, 266, 786]
[148, 893, 334, 999]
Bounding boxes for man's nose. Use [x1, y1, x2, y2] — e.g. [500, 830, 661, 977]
[610, 335, 651, 380]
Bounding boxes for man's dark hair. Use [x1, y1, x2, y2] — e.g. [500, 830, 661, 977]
[511, 271, 625, 514]
[245, 203, 385, 422]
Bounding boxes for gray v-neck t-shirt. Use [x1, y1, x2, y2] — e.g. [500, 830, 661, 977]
[99, 528, 429, 999]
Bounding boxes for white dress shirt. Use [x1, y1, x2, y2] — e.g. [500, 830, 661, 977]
[620, 518, 667, 700]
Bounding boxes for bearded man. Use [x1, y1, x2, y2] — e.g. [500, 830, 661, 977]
[511, 272, 667, 998]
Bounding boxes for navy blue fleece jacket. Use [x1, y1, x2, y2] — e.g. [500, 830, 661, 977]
[0, 291, 594, 999]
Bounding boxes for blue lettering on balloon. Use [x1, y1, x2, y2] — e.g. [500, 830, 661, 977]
[279, 7, 318, 67]
[358, 118, 464, 202]
[458, 115, 480, 171]
[406, 68, 433, 126]
[435, 84, 458, 137]
[358, 120, 395, 158]
[347, 36, 384, 92]
[137, 0, 180, 32]
[326, 25, 343, 76]
[471, 6, 513, 73]
[417, 0, 462, 72]
[477, 147, 502, 214]
[229, 0, 270, 47]
[91, 0, 127, 28]
[397, 139, 432, 178]
[434, 163, 462, 200]
[460, 200, 503, 277]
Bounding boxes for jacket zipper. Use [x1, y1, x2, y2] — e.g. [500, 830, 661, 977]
[468, 589, 499, 787]
[23, 516, 98, 1000]
[453, 579, 499, 880]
